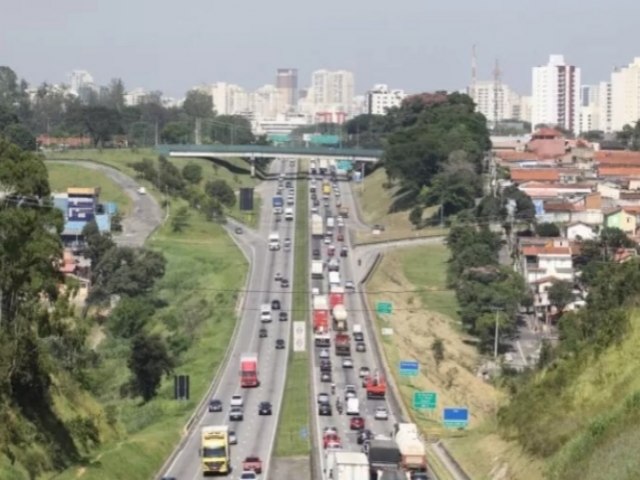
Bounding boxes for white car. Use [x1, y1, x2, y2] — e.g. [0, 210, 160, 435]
[230, 394, 244, 408]
[342, 358, 354, 369]
[137, 186, 146, 195]
[359, 366, 370, 378]
[311, 206, 319, 213]
[374, 406, 389, 420]
[323, 236, 331, 245]
[319, 349, 330, 359]
[345, 281, 356, 292]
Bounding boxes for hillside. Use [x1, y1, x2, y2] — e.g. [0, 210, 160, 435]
[500, 310, 640, 480]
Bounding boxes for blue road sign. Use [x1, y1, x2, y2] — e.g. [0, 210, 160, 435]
[399, 360, 419, 377]
[299, 426, 308, 439]
[443, 407, 469, 429]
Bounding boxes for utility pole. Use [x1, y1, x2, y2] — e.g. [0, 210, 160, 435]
[494, 309, 500, 360]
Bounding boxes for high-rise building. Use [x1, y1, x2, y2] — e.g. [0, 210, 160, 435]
[365, 84, 406, 115]
[309, 69, 355, 114]
[611, 57, 640, 132]
[598, 81, 612, 133]
[276, 68, 298, 111]
[471, 80, 519, 124]
[69, 70, 94, 94]
[249, 84, 280, 119]
[198, 82, 248, 115]
[531, 55, 581, 134]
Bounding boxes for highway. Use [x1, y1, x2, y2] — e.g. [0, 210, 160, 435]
[162, 159, 296, 479]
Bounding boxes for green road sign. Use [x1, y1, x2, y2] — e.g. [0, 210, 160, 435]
[376, 301, 393, 314]
[413, 391, 437, 410]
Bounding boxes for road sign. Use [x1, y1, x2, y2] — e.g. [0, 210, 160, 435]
[413, 391, 437, 410]
[381, 327, 394, 336]
[337, 160, 353, 172]
[443, 407, 469, 429]
[293, 321, 306, 352]
[299, 426, 308, 439]
[376, 301, 393, 314]
[399, 360, 419, 377]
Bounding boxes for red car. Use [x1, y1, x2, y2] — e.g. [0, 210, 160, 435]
[337, 232, 344, 241]
[242, 456, 263, 474]
[350, 416, 365, 430]
[323, 433, 341, 449]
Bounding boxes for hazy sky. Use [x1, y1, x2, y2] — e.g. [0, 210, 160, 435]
[2, 0, 639, 97]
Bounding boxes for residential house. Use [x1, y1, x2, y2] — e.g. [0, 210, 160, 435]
[599, 167, 640, 179]
[604, 208, 637, 235]
[518, 181, 593, 200]
[565, 222, 597, 241]
[537, 192, 603, 226]
[597, 181, 621, 199]
[595, 150, 640, 166]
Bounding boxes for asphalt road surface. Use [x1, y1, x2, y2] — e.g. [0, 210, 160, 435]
[162, 159, 296, 479]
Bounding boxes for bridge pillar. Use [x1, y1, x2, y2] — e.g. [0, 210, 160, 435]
[250, 156, 256, 178]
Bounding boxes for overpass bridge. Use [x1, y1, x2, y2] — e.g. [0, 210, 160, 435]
[155, 144, 383, 163]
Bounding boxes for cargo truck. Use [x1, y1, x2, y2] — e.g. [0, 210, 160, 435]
[311, 214, 324, 237]
[329, 286, 345, 309]
[272, 195, 283, 214]
[368, 438, 402, 471]
[338, 206, 349, 218]
[335, 333, 351, 356]
[365, 370, 387, 399]
[325, 451, 369, 480]
[313, 309, 331, 347]
[332, 304, 348, 332]
[313, 295, 329, 311]
[268, 232, 280, 251]
[311, 260, 324, 279]
[240, 354, 259, 387]
[201, 425, 230, 475]
[328, 271, 341, 287]
[394, 423, 427, 473]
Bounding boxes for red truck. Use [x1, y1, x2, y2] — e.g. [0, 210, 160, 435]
[329, 286, 345, 309]
[313, 310, 331, 347]
[334, 333, 351, 356]
[240, 354, 259, 388]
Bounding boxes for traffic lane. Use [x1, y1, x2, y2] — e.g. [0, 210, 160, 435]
[167, 161, 283, 479]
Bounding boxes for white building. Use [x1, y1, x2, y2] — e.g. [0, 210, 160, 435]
[598, 81, 612, 133]
[198, 82, 249, 115]
[365, 84, 406, 115]
[69, 70, 94, 94]
[565, 222, 596, 241]
[309, 69, 355, 115]
[611, 57, 640, 132]
[124, 88, 149, 106]
[531, 55, 581, 134]
[249, 84, 280, 119]
[252, 113, 309, 136]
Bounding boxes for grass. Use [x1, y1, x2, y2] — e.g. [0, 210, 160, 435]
[46, 163, 134, 216]
[45, 148, 261, 228]
[49, 201, 247, 479]
[274, 172, 311, 456]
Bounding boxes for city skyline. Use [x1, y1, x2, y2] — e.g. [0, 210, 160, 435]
[2, 0, 639, 98]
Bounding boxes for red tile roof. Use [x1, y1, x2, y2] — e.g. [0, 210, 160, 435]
[510, 168, 560, 182]
[495, 151, 540, 162]
[522, 245, 572, 256]
[599, 167, 640, 177]
[527, 138, 567, 159]
[595, 150, 640, 166]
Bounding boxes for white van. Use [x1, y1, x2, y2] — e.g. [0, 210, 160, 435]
[328, 271, 341, 286]
[326, 217, 335, 229]
[346, 397, 360, 415]
[284, 207, 294, 221]
[268, 233, 280, 251]
[260, 304, 272, 323]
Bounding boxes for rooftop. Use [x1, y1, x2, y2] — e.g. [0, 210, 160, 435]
[510, 168, 560, 182]
[67, 187, 98, 196]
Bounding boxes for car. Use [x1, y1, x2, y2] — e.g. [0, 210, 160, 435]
[327, 245, 336, 256]
[337, 232, 344, 241]
[320, 371, 332, 382]
[340, 246, 348, 257]
[410, 473, 429, 480]
[208, 398, 223, 412]
[318, 403, 332, 416]
[359, 366, 371, 378]
[345, 280, 356, 291]
[313, 199, 320, 207]
[342, 358, 354, 369]
[345, 385, 357, 400]
[258, 401, 272, 415]
[230, 394, 244, 407]
[271, 299, 281, 310]
[353, 331, 364, 342]
[285, 181, 292, 188]
[319, 349, 330, 359]
[137, 187, 147, 195]
[374, 406, 389, 420]
[350, 416, 365, 430]
[229, 407, 244, 421]
[317, 392, 330, 404]
[276, 339, 286, 349]
[311, 206, 319, 213]
[319, 359, 332, 372]
[240, 470, 257, 480]
[235, 226, 243, 234]
[357, 429, 373, 445]
[279, 311, 288, 321]
[323, 236, 331, 245]
[229, 430, 237, 444]
[356, 342, 366, 352]
[259, 327, 268, 338]
[161, 477, 176, 480]
[324, 200, 330, 207]
[284, 238, 292, 248]
[242, 456, 263, 474]
[275, 272, 282, 282]
[312, 248, 321, 259]
[281, 278, 289, 288]
[323, 433, 341, 449]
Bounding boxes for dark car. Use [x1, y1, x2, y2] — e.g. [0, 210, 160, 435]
[208, 399, 223, 412]
[279, 311, 288, 321]
[271, 299, 281, 310]
[259, 327, 268, 338]
[350, 416, 365, 430]
[340, 246, 348, 257]
[234, 227, 243, 234]
[353, 332, 364, 342]
[281, 278, 289, 288]
[320, 359, 332, 372]
[258, 401, 272, 415]
[276, 339, 286, 349]
[285, 181, 292, 188]
[313, 199, 320, 207]
[312, 248, 321, 259]
[356, 342, 366, 352]
[357, 429, 373, 445]
[318, 403, 332, 416]
[410, 473, 429, 480]
[229, 407, 243, 421]
[320, 371, 332, 382]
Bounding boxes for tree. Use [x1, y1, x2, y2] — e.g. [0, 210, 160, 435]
[0, 66, 23, 108]
[503, 186, 536, 223]
[72, 105, 123, 147]
[580, 130, 604, 142]
[105, 78, 126, 112]
[127, 333, 174, 402]
[171, 206, 190, 233]
[201, 197, 225, 222]
[409, 205, 423, 228]
[82, 220, 115, 266]
[431, 338, 445, 368]
[2, 123, 36, 151]
[535, 222, 561, 237]
[181, 163, 203, 184]
[161, 121, 191, 144]
[209, 115, 255, 144]
[157, 156, 185, 195]
[0, 138, 50, 197]
[205, 179, 236, 207]
[109, 296, 155, 338]
[183, 90, 214, 119]
[130, 157, 158, 182]
[548, 280, 574, 314]
[424, 163, 481, 217]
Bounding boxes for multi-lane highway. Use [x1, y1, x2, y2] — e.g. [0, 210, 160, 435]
[163, 159, 296, 479]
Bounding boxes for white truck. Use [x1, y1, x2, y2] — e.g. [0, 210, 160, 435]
[312, 295, 329, 311]
[325, 451, 369, 480]
[328, 271, 341, 287]
[268, 232, 280, 251]
[326, 216, 335, 230]
[394, 423, 427, 473]
[311, 214, 324, 237]
[311, 260, 324, 279]
[284, 207, 294, 221]
[346, 397, 360, 415]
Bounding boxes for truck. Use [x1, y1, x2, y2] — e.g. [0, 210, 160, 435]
[200, 426, 230, 475]
[319, 158, 328, 175]
[346, 397, 360, 415]
[394, 423, 427, 473]
[272, 195, 284, 214]
[334, 333, 351, 356]
[311, 214, 324, 237]
[310, 160, 318, 175]
[332, 304, 348, 332]
[311, 260, 324, 279]
[268, 232, 280, 251]
[338, 206, 349, 218]
[240, 354, 259, 388]
[365, 370, 386, 399]
[312, 294, 329, 311]
[325, 451, 369, 480]
[322, 182, 331, 197]
[328, 271, 341, 287]
[368, 438, 402, 472]
[329, 286, 345, 309]
[326, 216, 335, 230]
[313, 309, 331, 347]
[284, 207, 294, 221]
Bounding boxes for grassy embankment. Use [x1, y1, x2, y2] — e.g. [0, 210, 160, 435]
[13, 162, 249, 479]
[274, 172, 311, 456]
[353, 167, 446, 244]
[366, 244, 545, 480]
[45, 148, 261, 228]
